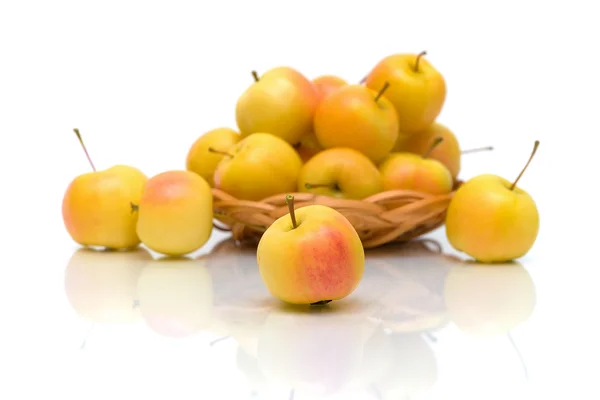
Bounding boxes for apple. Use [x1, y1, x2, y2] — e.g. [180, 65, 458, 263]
[255, 307, 369, 396]
[444, 261, 536, 338]
[256, 195, 365, 305]
[64, 247, 152, 324]
[378, 136, 454, 195]
[135, 170, 213, 257]
[136, 257, 213, 338]
[445, 141, 541, 263]
[62, 128, 148, 250]
[235, 67, 319, 145]
[293, 132, 324, 163]
[213, 132, 303, 201]
[298, 147, 383, 199]
[312, 74, 347, 102]
[313, 83, 399, 163]
[394, 122, 462, 180]
[365, 51, 447, 134]
[185, 127, 241, 187]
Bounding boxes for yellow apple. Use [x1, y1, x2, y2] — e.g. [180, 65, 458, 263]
[378, 137, 454, 195]
[256, 195, 365, 305]
[235, 67, 319, 145]
[445, 141, 540, 263]
[185, 127, 241, 187]
[62, 128, 148, 250]
[298, 147, 383, 199]
[64, 247, 151, 323]
[314, 83, 399, 163]
[213, 132, 302, 201]
[136, 257, 213, 338]
[136, 170, 213, 257]
[394, 122, 462, 180]
[365, 51, 446, 134]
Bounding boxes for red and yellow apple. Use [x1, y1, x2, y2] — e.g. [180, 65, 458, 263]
[365, 51, 446, 134]
[136, 170, 213, 257]
[185, 127, 241, 186]
[293, 132, 324, 163]
[378, 137, 454, 195]
[394, 122, 461, 180]
[235, 67, 319, 145]
[213, 132, 303, 201]
[256, 195, 365, 305]
[314, 83, 399, 163]
[62, 129, 148, 250]
[445, 141, 540, 263]
[298, 147, 383, 199]
[312, 74, 347, 102]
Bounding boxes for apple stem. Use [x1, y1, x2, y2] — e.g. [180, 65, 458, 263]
[73, 128, 96, 172]
[286, 194, 298, 229]
[359, 75, 367, 84]
[374, 81, 390, 103]
[130, 202, 139, 214]
[208, 147, 234, 157]
[422, 136, 444, 159]
[251, 70, 259, 82]
[510, 140, 540, 191]
[461, 145, 494, 154]
[414, 50, 428, 72]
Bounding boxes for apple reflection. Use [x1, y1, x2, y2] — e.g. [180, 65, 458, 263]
[204, 237, 451, 398]
[136, 256, 213, 338]
[64, 247, 152, 324]
[443, 261, 537, 338]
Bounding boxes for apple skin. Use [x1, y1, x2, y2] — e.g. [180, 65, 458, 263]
[443, 261, 536, 338]
[136, 170, 213, 257]
[294, 132, 324, 163]
[394, 122, 461, 180]
[256, 204, 365, 305]
[64, 247, 152, 324]
[298, 147, 383, 200]
[312, 74, 347, 102]
[445, 174, 540, 263]
[185, 127, 241, 187]
[235, 66, 319, 145]
[365, 53, 446, 134]
[136, 257, 213, 338]
[62, 165, 148, 249]
[378, 152, 454, 195]
[213, 132, 303, 201]
[313, 84, 399, 164]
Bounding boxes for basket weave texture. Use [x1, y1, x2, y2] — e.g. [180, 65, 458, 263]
[212, 184, 460, 249]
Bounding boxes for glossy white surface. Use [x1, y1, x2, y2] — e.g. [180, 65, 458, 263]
[2, 1, 600, 399]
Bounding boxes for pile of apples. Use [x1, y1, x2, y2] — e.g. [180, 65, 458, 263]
[62, 51, 541, 305]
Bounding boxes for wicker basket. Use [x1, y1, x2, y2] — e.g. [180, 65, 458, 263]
[211, 182, 461, 249]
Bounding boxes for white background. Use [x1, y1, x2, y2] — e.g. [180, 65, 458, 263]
[1, 0, 599, 398]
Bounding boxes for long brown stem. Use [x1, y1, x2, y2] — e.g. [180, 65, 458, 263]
[251, 70, 259, 82]
[208, 147, 234, 157]
[374, 81, 390, 103]
[423, 137, 444, 159]
[462, 146, 494, 154]
[414, 50, 427, 72]
[510, 140, 540, 191]
[286, 195, 297, 229]
[73, 128, 96, 171]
